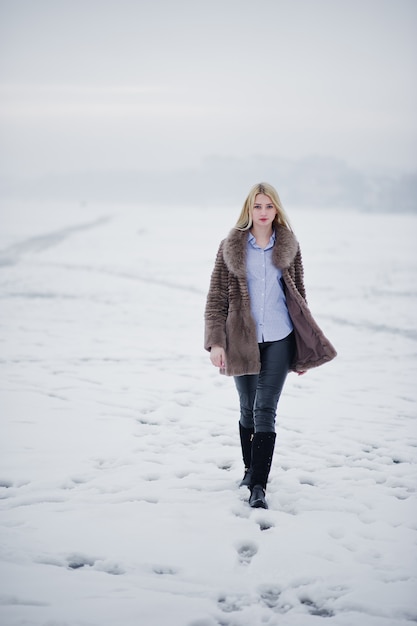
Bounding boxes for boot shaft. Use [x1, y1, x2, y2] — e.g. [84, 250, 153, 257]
[250, 432, 276, 489]
[239, 422, 254, 469]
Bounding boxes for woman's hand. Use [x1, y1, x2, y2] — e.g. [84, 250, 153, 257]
[210, 346, 226, 369]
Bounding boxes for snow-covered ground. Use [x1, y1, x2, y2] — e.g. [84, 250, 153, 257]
[0, 200, 416, 626]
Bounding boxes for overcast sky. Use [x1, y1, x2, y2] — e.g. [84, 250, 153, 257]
[0, 0, 416, 180]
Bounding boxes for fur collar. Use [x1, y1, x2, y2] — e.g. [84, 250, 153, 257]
[222, 225, 298, 277]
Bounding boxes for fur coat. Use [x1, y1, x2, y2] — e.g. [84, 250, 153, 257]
[204, 225, 337, 376]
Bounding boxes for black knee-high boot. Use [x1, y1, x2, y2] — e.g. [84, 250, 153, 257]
[239, 423, 254, 487]
[249, 432, 276, 509]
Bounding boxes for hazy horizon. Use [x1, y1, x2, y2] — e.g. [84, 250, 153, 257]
[1, 0, 416, 186]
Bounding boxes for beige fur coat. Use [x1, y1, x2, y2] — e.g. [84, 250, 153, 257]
[204, 225, 337, 376]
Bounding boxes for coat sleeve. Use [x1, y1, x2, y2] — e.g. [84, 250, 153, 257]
[290, 245, 307, 303]
[204, 241, 229, 352]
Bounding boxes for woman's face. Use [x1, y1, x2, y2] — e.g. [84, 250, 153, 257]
[251, 194, 277, 229]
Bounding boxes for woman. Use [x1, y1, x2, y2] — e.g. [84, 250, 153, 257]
[204, 182, 336, 509]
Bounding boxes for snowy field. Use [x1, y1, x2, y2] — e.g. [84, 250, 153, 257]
[0, 200, 416, 626]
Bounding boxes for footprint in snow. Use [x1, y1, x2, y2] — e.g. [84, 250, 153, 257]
[66, 553, 95, 569]
[236, 541, 258, 565]
[136, 415, 161, 426]
[217, 461, 233, 471]
[258, 584, 282, 608]
[37, 553, 125, 575]
[217, 592, 251, 613]
[0, 480, 15, 500]
[299, 595, 334, 617]
[299, 475, 316, 486]
[256, 516, 275, 531]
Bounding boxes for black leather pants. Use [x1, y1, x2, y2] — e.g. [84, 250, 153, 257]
[234, 332, 295, 433]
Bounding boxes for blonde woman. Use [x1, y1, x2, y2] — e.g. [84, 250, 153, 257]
[204, 182, 336, 509]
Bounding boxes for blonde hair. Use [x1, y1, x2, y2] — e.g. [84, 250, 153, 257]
[235, 182, 292, 231]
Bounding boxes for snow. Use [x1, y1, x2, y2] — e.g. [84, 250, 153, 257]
[0, 200, 416, 626]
